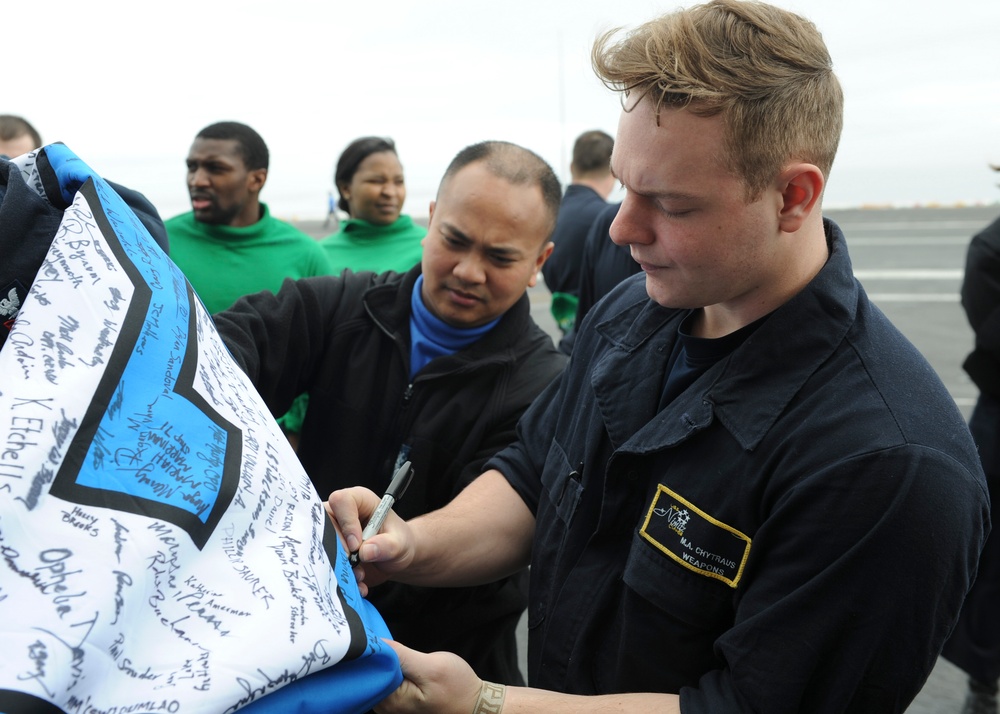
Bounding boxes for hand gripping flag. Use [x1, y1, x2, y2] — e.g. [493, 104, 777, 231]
[0, 145, 402, 713]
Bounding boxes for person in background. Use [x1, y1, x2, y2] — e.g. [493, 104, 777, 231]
[321, 136, 426, 274]
[165, 121, 331, 444]
[541, 129, 615, 333]
[165, 120, 331, 314]
[0, 115, 42, 158]
[557, 201, 643, 354]
[942, 164, 1000, 714]
[329, 2, 988, 712]
[0, 115, 169, 253]
[214, 140, 567, 689]
[324, 188, 339, 230]
[1, 145, 169, 336]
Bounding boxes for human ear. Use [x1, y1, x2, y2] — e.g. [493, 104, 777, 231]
[536, 241, 555, 269]
[248, 168, 268, 194]
[777, 164, 824, 234]
[527, 241, 555, 288]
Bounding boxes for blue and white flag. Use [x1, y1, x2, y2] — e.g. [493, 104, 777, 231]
[0, 145, 402, 713]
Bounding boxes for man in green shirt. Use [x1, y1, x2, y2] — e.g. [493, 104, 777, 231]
[165, 121, 331, 314]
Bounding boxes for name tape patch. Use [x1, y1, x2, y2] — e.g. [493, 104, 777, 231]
[640, 484, 751, 587]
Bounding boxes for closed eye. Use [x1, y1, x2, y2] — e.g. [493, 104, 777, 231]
[489, 253, 516, 266]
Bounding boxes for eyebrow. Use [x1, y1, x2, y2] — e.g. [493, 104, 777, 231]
[609, 165, 701, 202]
[488, 246, 523, 258]
[440, 221, 473, 244]
[441, 221, 524, 257]
[187, 156, 231, 165]
[358, 169, 404, 179]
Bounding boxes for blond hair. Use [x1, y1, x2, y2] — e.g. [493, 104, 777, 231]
[592, 0, 843, 200]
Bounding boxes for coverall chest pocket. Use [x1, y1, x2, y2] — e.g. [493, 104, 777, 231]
[623, 532, 736, 630]
[623, 483, 750, 629]
[589, 532, 738, 694]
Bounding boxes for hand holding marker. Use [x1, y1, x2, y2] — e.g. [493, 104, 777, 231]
[349, 461, 413, 567]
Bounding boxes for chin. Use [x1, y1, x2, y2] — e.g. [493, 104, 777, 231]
[644, 278, 687, 309]
[442, 306, 488, 329]
[193, 211, 219, 224]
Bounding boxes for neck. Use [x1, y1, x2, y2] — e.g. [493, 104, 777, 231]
[697, 216, 829, 339]
[573, 174, 615, 200]
[230, 200, 263, 228]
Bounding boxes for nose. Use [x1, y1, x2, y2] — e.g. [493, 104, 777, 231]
[188, 167, 210, 188]
[609, 194, 652, 247]
[381, 181, 400, 198]
[452, 253, 487, 285]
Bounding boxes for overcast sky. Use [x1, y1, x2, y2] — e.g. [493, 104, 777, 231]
[6, 0, 999, 220]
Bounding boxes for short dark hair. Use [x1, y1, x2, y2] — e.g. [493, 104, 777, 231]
[440, 141, 562, 239]
[334, 136, 398, 214]
[571, 130, 614, 177]
[195, 121, 269, 171]
[0, 115, 42, 148]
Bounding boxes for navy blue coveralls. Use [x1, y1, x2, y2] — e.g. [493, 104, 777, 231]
[489, 219, 989, 713]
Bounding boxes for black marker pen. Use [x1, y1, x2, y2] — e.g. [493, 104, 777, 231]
[348, 460, 414, 567]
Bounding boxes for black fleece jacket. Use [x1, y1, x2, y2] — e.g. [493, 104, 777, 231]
[214, 265, 567, 683]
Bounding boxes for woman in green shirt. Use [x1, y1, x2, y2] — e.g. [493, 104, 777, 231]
[321, 136, 426, 273]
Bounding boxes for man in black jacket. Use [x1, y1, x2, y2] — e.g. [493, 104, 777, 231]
[213, 140, 567, 687]
[943, 166, 1000, 714]
[541, 130, 615, 333]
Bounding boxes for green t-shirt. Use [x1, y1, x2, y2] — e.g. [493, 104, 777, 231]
[321, 214, 426, 275]
[166, 203, 332, 314]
